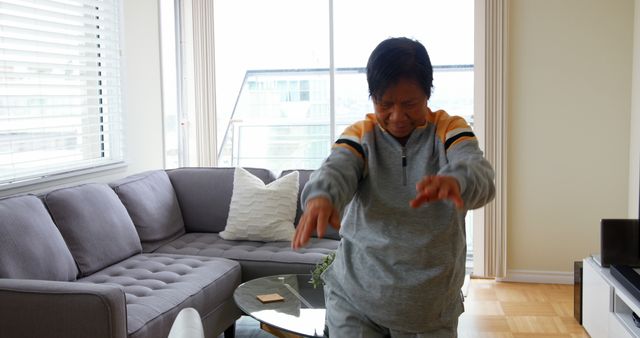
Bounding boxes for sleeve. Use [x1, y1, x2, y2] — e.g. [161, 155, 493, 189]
[301, 121, 367, 212]
[437, 116, 496, 210]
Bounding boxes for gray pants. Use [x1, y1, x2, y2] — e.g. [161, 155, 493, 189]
[324, 284, 458, 338]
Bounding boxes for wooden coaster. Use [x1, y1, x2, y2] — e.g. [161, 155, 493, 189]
[256, 293, 285, 303]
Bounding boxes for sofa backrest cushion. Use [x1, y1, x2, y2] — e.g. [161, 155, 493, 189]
[280, 169, 340, 240]
[110, 170, 186, 252]
[44, 183, 142, 277]
[167, 167, 276, 233]
[0, 195, 78, 281]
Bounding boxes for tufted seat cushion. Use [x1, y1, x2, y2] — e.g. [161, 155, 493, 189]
[78, 254, 241, 338]
[154, 233, 339, 281]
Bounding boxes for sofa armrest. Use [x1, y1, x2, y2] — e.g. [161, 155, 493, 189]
[0, 278, 128, 338]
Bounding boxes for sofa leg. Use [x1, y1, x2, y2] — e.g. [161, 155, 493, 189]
[224, 323, 235, 338]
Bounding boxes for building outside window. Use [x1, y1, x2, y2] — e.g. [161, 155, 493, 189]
[217, 66, 473, 176]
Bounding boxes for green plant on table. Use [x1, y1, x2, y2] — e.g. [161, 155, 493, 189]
[310, 252, 336, 289]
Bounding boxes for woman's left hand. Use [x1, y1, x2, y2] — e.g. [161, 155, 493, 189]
[410, 175, 464, 209]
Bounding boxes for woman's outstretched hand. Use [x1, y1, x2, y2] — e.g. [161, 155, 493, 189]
[292, 197, 341, 250]
[410, 175, 464, 209]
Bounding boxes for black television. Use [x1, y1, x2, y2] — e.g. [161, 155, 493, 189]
[609, 156, 640, 300]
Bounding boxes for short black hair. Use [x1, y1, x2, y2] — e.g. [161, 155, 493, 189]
[366, 37, 433, 101]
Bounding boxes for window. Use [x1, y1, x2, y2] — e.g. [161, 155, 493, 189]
[165, 0, 477, 273]
[205, 0, 474, 175]
[0, 0, 124, 187]
[211, 0, 330, 173]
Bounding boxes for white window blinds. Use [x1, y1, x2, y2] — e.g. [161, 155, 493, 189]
[0, 0, 124, 187]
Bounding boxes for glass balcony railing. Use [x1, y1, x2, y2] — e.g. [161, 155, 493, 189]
[217, 65, 474, 174]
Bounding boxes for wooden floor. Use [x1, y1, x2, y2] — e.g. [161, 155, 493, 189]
[458, 278, 588, 337]
[225, 278, 590, 338]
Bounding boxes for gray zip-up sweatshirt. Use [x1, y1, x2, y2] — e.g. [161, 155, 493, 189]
[301, 109, 495, 332]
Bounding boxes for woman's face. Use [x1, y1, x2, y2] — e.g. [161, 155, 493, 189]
[373, 79, 429, 142]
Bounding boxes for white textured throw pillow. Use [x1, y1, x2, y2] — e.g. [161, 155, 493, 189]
[219, 167, 299, 242]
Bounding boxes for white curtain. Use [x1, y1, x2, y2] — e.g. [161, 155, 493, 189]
[190, 0, 217, 167]
[476, 0, 508, 278]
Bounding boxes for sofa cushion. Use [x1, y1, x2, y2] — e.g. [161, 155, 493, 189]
[0, 195, 78, 281]
[78, 253, 241, 337]
[111, 170, 186, 252]
[44, 183, 142, 277]
[219, 167, 298, 242]
[167, 167, 276, 233]
[281, 169, 341, 240]
[155, 233, 338, 281]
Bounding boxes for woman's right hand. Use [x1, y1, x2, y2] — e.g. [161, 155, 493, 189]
[292, 197, 341, 250]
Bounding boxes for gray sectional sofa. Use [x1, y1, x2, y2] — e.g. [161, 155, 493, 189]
[0, 167, 339, 338]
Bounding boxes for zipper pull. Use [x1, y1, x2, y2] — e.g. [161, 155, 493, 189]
[402, 147, 407, 186]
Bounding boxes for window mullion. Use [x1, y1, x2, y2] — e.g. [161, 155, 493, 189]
[328, 0, 335, 145]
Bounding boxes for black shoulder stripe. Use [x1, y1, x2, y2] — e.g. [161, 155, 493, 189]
[335, 139, 365, 158]
[445, 131, 475, 150]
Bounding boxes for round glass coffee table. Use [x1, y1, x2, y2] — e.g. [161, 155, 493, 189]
[233, 274, 326, 338]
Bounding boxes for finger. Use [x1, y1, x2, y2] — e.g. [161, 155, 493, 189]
[296, 210, 322, 249]
[316, 215, 326, 239]
[294, 212, 315, 249]
[292, 213, 308, 249]
[444, 178, 464, 209]
[302, 215, 319, 247]
[329, 210, 341, 230]
[410, 190, 435, 208]
[438, 182, 450, 201]
[427, 177, 441, 194]
[422, 180, 440, 201]
[415, 176, 434, 192]
[411, 189, 434, 208]
[294, 213, 307, 245]
[448, 188, 464, 209]
[411, 193, 435, 207]
[452, 194, 464, 209]
[314, 208, 330, 241]
[412, 177, 435, 208]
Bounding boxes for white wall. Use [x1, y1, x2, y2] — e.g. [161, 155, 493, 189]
[119, 0, 165, 173]
[508, 0, 634, 275]
[631, 0, 640, 218]
[0, 0, 165, 197]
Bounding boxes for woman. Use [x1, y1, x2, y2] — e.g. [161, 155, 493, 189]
[293, 37, 495, 338]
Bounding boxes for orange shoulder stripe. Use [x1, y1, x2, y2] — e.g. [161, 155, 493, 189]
[430, 109, 476, 150]
[332, 118, 375, 159]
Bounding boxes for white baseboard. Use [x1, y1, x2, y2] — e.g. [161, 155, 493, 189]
[495, 269, 574, 284]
